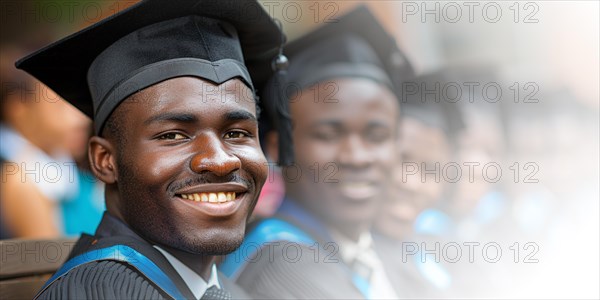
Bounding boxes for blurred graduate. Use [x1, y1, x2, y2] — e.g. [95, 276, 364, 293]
[220, 6, 414, 299]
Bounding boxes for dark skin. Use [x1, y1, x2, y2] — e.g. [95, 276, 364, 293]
[88, 77, 268, 279]
[375, 117, 450, 240]
[270, 78, 399, 241]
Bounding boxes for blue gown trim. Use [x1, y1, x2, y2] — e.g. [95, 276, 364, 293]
[35, 245, 186, 300]
[220, 218, 316, 280]
[220, 202, 372, 298]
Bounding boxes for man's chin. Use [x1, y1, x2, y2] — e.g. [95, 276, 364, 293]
[141, 226, 246, 256]
[177, 234, 245, 256]
[195, 240, 243, 256]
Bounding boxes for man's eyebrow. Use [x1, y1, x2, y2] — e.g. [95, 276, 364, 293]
[367, 120, 391, 128]
[144, 112, 198, 125]
[311, 120, 343, 128]
[225, 110, 257, 123]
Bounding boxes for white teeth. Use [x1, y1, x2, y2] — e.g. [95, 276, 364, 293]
[208, 193, 218, 203]
[179, 192, 237, 203]
[217, 192, 227, 203]
[340, 182, 378, 200]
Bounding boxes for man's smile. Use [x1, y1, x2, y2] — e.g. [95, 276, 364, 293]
[179, 192, 237, 203]
[172, 182, 250, 217]
[337, 180, 380, 201]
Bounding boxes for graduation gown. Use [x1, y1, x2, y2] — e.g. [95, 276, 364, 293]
[36, 213, 250, 300]
[221, 199, 402, 299]
[372, 232, 444, 299]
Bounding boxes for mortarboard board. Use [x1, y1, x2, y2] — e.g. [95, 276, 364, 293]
[14, 0, 286, 141]
[261, 5, 415, 165]
[400, 70, 465, 138]
[278, 5, 414, 96]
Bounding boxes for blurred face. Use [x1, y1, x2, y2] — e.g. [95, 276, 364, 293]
[285, 78, 399, 232]
[14, 85, 90, 156]
[451, 117, 502, 216]
[109, 77, 268, 255]
[376, 117, 450, 240]
[453, 141, 495, 215]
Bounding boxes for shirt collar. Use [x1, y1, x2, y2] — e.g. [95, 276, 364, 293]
[329, 229, 374, 264]
[154, 246, 220, 300]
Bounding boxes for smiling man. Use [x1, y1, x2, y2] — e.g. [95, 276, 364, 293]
[16, 0, 285, 299]
[372, 71, 465, 298]
[220, 6, 414, 299]
[375, 72, 460, 241]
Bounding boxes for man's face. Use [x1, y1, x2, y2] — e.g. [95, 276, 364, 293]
[452, 125, 499, 216]
[108, 77, 267, 255]
[285, 78, 399, 229]
[376, 117, 450, 240]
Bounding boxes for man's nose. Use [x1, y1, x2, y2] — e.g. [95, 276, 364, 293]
[190, 134, 241, 176]
[338, 134, 374, 168]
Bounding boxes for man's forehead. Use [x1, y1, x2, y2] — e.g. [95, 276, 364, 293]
[120, 77, 256, 109]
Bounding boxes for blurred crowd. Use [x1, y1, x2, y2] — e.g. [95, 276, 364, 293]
[1, 45, 105, 238]
[1, 1, 598, 299]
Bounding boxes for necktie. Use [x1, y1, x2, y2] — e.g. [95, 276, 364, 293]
[201, 286, 232, 300]
[351, 254, 374, 282]
[350, 248, 400, 299]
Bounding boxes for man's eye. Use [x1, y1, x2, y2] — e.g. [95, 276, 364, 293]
[366, 128, 391, 143]
[224, 131, 249, 139]
[158, 133, 187, 140]
[311, 130, 339, 141]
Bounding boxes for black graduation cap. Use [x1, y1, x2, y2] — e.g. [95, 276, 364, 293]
[400, 70, 465, 138]
[15, 0, 285, 139]
[261, 5, 415, 165]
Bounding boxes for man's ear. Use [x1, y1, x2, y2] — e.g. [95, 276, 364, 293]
[265, 131, 279, 163]
[88, 136, 118, 184]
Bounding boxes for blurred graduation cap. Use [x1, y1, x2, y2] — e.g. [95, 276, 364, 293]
[400, 70, 465, 138]
[262, 5, 415, 165]
[15, 0, 292, 162]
